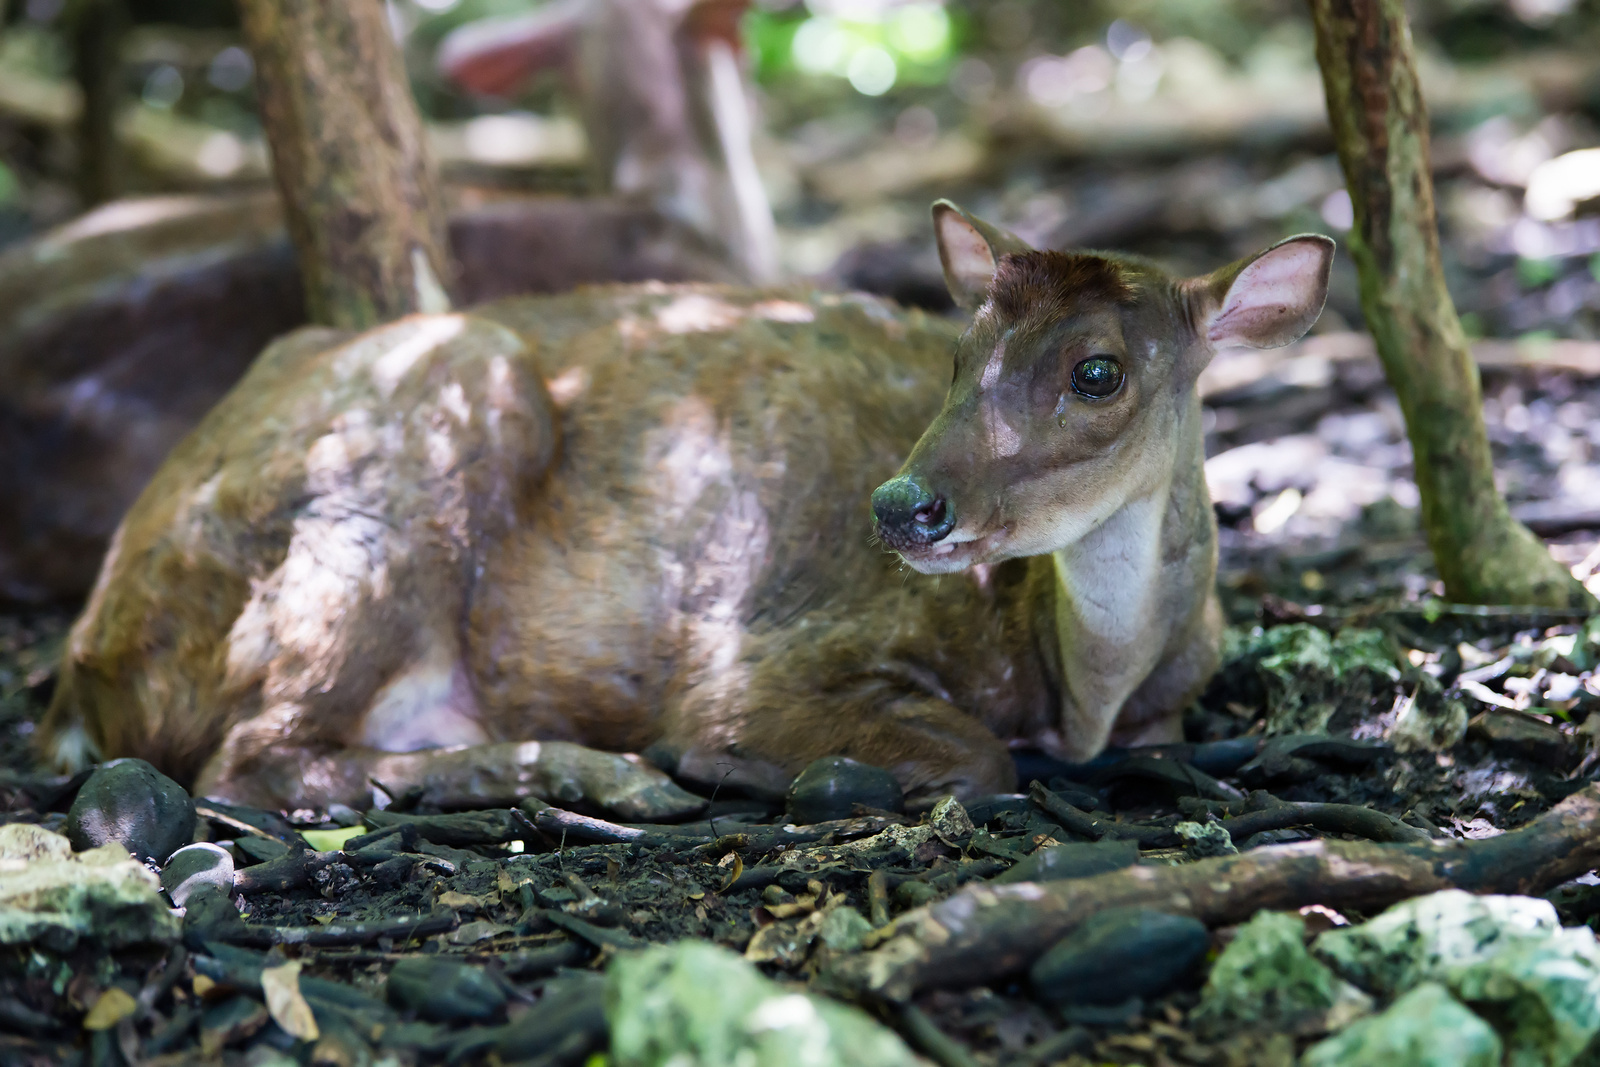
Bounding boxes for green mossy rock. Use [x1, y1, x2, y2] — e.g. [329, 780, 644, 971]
[1219, 624, 1401, 735]
[607, 941, 923, 1067]
[0, 824, 179, 951]
[1301, 982, 1502, 1067]
[1316, 891, 1600, 1067]
[1193, 911, 1370, 1036]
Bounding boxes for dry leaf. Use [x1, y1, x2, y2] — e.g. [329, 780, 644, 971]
[716, 854, 744, 893]
[436, 890, 481, 911]
[765, 900, 813, 919]
[448, 920, 512, 944]
[744, 907, 830, 967]
[83, 987, 138, 1030]
[260, 960, 319, 1042]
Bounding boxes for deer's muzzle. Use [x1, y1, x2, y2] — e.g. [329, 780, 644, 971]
[872, 474, 956, 549]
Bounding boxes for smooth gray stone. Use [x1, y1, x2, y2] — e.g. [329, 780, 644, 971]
[161, 843, 234, 906]
[1031, 907, 1210, 1006]
[785, 757, 904, 825]
[995, 839, 1139, 884]
[67, 758, 196, 863]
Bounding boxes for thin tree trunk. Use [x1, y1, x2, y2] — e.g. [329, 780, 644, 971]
[1308, 0, 1591, 608]
[236, 0, 454, 330]
[70, 0, 126, 206]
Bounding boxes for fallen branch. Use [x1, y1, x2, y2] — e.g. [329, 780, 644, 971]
[359, 809, 523, 848]
[895, 1004, 982, 1067]
[1027, 782, 1176, 848]
[263, 913, 458, 948]
[830, 784, 1600, 1000]
[232, 848, 340, 895]
[1220, 791, 1431, 845]
[518, 801, 655, 845]
[188, 883, 457, 948]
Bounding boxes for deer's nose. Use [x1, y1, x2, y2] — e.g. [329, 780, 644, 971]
[872, 475, 956, 545]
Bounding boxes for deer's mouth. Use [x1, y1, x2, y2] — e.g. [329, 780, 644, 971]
[895, 526, 1008, 574]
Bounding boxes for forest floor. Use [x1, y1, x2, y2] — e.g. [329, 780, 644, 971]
[2, 357, 1600, 1067]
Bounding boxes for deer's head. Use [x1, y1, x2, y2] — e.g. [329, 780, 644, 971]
[873, 201, 1334, 573]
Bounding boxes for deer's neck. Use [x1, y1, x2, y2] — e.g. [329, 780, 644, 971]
[1043, 396, 1210, 759]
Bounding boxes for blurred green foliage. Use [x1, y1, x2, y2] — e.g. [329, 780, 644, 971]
[745, 3, 964, 94]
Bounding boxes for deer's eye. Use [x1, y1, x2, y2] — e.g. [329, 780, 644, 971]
[1071, 357, 1124, 399]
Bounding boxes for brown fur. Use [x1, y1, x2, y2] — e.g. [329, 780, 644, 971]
[42, 224, 1330, 811]
[986, 251, 1134, 323]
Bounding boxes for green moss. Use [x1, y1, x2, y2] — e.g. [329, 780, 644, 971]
[1301, 982, 1501, 1067]
[1316, 891, 1600, 1067]
[607, 941, 922, 1067]
[1194, 911, 1369, 1036]
[1220, 624, 1401, 735]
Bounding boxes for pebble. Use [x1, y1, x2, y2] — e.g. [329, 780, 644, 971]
[1176, 820, 1238, 859]
[995, 839, 1139, 884]
[160, 843, 234, 906]
[67, 758, 196, 863]
[785, 757, 904, 824]
[1030, 907, 1210, 1006]
[1468, 710, 1570, 767]
[386, 957, 507, 1023]
[928, 795, 975, 845]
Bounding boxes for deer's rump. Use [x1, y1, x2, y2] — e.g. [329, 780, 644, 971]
[45, 284, 1047, 797]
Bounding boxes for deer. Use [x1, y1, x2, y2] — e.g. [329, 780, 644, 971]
[41, 203, 1333, 820]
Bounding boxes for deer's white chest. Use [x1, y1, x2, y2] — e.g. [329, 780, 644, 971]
[1053, 493, 1165, 647]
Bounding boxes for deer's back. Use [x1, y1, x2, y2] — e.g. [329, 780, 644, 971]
[48, 285, 999, 780]
[465, 287, 971, 748]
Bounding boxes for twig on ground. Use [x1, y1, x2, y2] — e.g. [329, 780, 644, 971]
[357, 809, 523, 848]
[895, 1004, 983, 1067]
[1221, 791, 1431, 845]
[1027, 781, 1178, 847]
[868, 870, 892, 927]
[232, 848, 340, 894]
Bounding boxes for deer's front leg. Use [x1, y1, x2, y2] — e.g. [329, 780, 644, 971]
[669, 693, 1016, 807]
[198, 740, 706, 821]
[1111, 591, 1223, 749]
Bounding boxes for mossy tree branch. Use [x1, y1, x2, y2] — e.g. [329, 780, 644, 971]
[1308, 0, 1592, 608]
[237, 0, 454, 330]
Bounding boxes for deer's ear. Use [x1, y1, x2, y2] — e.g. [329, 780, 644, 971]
[932, 200, 1033, 313]
[1194, 234, 1334, 349]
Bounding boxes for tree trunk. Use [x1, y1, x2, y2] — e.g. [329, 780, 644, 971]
[236, 0, 454, 330]
[70, 0, 127, 206]
[1307, 0, 1591, 608]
